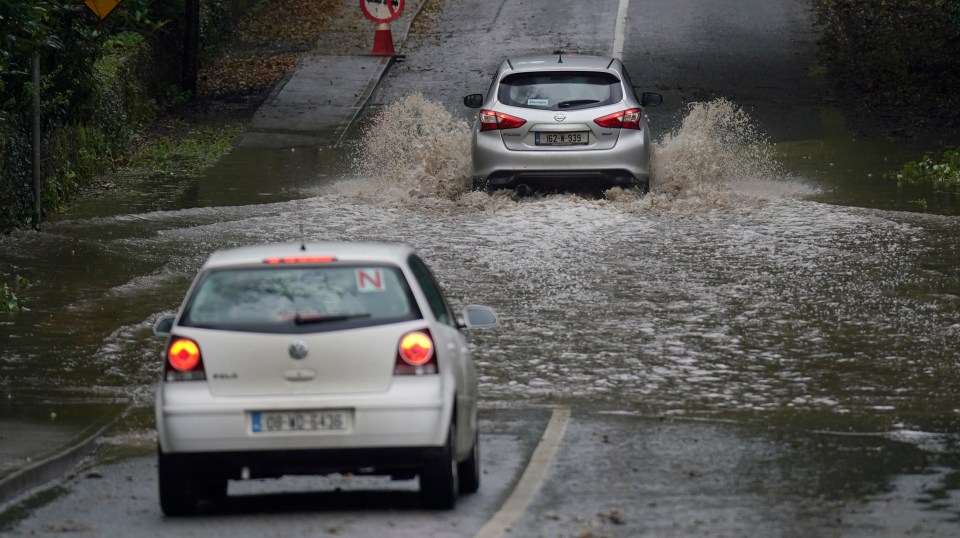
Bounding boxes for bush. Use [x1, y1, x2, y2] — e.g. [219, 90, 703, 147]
[0, 273, 30, 313]
[896, 148, 960, 190]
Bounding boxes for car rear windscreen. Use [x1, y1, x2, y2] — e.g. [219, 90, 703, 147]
[498, 71, 623, 110]
[180, 265, 419, 332]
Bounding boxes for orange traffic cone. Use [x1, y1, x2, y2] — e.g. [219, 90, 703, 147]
[371, 22, 396, 56]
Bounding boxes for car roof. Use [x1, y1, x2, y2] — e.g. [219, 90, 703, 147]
[201, 242, 416, 269]
[503, 54, 619, 73]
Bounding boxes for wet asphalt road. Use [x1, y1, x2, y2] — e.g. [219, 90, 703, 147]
[2, 0, 960, 536]
[5, 407, 959, 537]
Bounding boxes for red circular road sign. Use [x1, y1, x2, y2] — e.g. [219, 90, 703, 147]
[360, 0, 405, 24]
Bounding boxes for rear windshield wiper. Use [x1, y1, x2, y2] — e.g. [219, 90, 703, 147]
[557, 99, 600, 109]
[294, 312, 372, 325]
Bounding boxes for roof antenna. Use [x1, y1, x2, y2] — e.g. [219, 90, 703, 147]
[554, 47, 563, 64]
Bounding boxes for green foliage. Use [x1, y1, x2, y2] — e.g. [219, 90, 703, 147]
[165, 84, 193, 106]
[1, 0, 106, 230]
[93, 31, 157, 131]
[0, 272, 30, 313]
[896, 148, 960, 192]
[0, 1, 166, 231]
[1, 0, 259, 231]
[125, 123, 242, 177]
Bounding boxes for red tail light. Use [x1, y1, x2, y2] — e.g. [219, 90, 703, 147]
[594, 108, 643, 130]
[264, 256, 336, 264]
[395, 330, 437, 375]
[165, 337, 206, 381]
[479, 109, 527, 131]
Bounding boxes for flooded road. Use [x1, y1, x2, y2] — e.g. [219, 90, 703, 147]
[3, 94, 959, 432]
[6, 95, 958, 423]
[2, 94, 959, 533]
[2, 0, 960, 533]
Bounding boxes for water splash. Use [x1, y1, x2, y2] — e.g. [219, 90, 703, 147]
[346, 94, 812, 212]
[618, 98, 815, 213]
[351, 92, 472, 202]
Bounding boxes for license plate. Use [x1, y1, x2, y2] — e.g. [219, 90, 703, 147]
[251, 410, 350, 433]
[535, 131, 589, 146]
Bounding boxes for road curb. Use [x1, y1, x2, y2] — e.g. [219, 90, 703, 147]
[0, 420, 114, 512]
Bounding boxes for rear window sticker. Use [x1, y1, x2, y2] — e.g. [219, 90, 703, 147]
[356, 268, 386, 292]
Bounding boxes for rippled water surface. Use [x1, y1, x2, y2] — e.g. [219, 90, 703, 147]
[1, 97, 958, 436]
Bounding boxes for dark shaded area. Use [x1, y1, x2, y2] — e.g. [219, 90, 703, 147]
[811, 0, 960, 139]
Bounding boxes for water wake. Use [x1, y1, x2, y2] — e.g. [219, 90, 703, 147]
[641, 98, 815, 212]
[351, 93, 472, 202]
[345, 94, 813, 213]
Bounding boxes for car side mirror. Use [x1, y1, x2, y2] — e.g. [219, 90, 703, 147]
[154, 315, 176, 336]
[460, 305, 498, 329]
[640, 91, 663, 107]
[463, 94, 484, 108]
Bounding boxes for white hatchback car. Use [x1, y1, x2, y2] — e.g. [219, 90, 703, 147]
[153, 242, 498, 515]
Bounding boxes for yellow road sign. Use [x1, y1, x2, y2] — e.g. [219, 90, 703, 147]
[84, 0, 124, 21]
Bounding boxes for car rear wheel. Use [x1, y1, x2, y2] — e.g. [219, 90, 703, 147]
[457, 427, 480, 494]
[420, 421, 458, 509]
[158, 449, 200, 516]
[158, 449, 227, 516]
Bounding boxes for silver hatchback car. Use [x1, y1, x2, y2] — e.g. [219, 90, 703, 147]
[153, 242, 498, 515]
[464, 53, 662, 193]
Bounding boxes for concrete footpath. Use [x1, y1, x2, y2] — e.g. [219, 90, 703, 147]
[0, 0, 427, 514]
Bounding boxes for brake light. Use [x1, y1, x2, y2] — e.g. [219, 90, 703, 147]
[165, 337, 206, 381]
[594, 108, 642, 130]
[479, 110, 526, 131]
[264, 256, 337, 264]
[395, 330, 437, 375]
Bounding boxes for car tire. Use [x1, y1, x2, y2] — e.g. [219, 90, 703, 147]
[198, 476, 228, 501]
[457, 427, 480, 494]
[158, 449, 200, 516]
[420, 421, 458, 510]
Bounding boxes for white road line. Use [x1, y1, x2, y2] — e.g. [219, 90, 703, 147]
[473, 406, 571, 538]
[612, 0, 630, 60]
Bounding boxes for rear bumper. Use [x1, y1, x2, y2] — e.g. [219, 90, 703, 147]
[161, 445, 445, 479]
[156, 376, 450, 455]
[483, 169, 644, 191]
[471, 127, 652, 191]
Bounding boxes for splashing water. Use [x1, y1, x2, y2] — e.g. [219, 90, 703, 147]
[637, 98, 815, 212]
[346, 94, 811, 212]
[352, 93, 472, 202]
